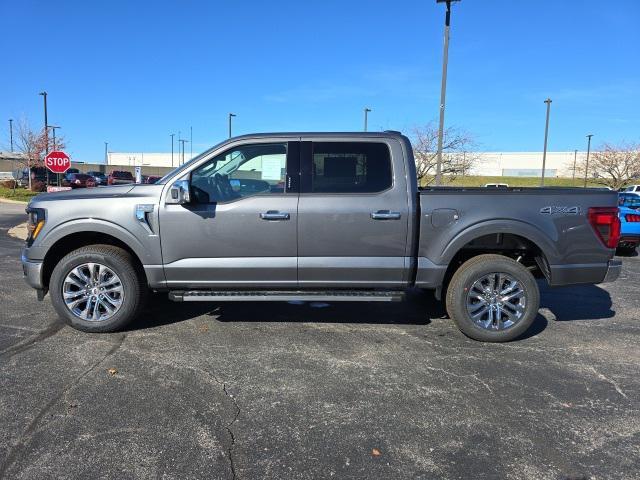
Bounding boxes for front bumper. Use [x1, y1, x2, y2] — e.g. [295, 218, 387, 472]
[21, 252, 44, 290]
[602, 259, 622, 283]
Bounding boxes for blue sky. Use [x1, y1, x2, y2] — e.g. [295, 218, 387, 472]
[2, 0, 639, 162]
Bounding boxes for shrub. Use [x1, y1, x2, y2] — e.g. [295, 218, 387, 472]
[31, 180, 47, 192]
[0, 179, 17, 189]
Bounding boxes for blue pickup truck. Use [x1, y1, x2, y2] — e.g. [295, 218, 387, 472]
[618, 193, 640, 254]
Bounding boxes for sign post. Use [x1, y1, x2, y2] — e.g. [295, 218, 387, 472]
[44, 151, 71, 192]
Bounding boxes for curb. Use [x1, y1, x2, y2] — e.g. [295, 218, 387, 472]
[0, 197, 29, 205]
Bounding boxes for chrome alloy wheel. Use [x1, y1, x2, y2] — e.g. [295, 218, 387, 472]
[465, 272, 526, 331]
[62, 263, 124, 322]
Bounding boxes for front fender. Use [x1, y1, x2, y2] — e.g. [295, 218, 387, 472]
[33, 218, 153, 265]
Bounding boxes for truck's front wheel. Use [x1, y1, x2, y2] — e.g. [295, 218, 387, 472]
[445, 254, 540, 342]
[50, 245, 146, 332]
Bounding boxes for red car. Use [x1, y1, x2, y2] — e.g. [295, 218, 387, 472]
[62, 173, 97, 189]
[107, 170, 135, 185]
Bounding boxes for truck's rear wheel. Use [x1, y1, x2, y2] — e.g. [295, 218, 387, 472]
[445, 254, 539, 342]
[50, 245, 146, 332]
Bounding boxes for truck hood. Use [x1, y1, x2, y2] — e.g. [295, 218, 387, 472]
[28, 184, 163, 206]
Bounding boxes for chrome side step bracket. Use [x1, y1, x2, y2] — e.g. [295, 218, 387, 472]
[168, 290, 404, 303]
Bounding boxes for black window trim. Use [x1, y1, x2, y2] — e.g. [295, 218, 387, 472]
[299, 140, 395, 196]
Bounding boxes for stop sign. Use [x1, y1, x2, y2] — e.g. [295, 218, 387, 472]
[44, 151, 71, 174]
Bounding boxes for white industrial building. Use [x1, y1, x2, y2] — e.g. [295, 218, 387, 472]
[107, 150, 587, 178]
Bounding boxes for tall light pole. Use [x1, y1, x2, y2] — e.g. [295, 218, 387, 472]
[435, 0, 460, 186]
[540, 98, 552, 187]
[190, 126, 193, 161]
[228, 113, 236, 139]
[584, 134, 594, 188]
[39, 91, 48, 153]
[8, 119, 13, 152]
[572, 149, 578, 182]
[363, 108, 371, 132]
[104, 142, 109, 164]
[170, 133, 175, 167]
[179, 139, 189, 165]
[48, 125, 61, 150]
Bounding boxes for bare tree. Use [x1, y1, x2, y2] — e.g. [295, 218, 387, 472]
[411, 123, 479, 185]
[574, 142, 640, 190]
[12, 117, 67, 190]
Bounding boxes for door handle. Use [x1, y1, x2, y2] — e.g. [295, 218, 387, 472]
[260, 210, 290, 220]
[371, 210, 401, 220]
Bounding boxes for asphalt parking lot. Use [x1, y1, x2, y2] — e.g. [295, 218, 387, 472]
[0, 201, 638, 480]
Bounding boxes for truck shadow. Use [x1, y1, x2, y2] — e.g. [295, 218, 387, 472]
[132, 284, 614, 339]
[133, 288, 443, 330]
[538, 281, 615, 321]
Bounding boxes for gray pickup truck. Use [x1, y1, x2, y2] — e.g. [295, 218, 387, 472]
[21, 132, 622, 342]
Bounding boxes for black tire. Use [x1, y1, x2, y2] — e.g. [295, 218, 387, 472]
[445, 254, 540, 342]
[49, 244, 146, 332]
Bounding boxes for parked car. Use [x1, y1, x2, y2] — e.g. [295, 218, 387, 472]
[484, 183, 509, 188]
[62, 173, 97, 189]
[67, 168, 80, 175]
[12, 169, 29, 187]
[22, 131, 622, 342]
[86, 171, 108, 186]
[107, 170, 135, 185]
[617, 193, 640, 254]
[143, 175, 161, 184]
[624, 185, 640, 193]
[30, 167, 57, 185]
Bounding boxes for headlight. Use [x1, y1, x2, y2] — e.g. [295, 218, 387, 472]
[26, 208, 46, 245]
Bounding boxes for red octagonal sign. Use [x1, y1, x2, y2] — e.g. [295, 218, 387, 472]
[44, 151, 71, 174]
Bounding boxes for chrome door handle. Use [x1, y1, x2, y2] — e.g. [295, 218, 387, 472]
[371, 210, 401, 220]
[260, 211, 290, 220]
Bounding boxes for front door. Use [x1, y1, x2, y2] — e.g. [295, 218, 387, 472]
[297, 138, 410, 287]
[159, 141, 300, 288]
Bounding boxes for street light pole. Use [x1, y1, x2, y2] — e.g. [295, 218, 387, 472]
[584, 134, 594, 188]
[363, 108, 371, 132]
[170, 133, 175, 167]
[39, 92, 48, 154]
[9, 119, 13, 152]
[572, 149, 578, 182]
[228, 113, 236, 139]
[435, 0, 459, 186]
[48, 126, 60, 150]
[540, 98, 552, 187]
[179, 139, 189, 165]
[104, 142, 109, 164]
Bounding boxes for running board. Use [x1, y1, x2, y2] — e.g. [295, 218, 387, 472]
[168, 290, 404, 303]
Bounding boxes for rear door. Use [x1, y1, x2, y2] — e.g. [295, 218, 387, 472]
[297, 137, 410, 287]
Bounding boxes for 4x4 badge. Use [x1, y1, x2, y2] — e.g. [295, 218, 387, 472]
[540, 206, 581, 215]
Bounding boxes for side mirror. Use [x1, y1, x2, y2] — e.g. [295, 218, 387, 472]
[166, 179, 191, 204]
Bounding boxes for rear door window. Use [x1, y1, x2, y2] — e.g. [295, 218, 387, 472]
[308, 142, 392, 193]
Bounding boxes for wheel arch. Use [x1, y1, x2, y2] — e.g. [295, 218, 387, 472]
[41, 230, 147, 289]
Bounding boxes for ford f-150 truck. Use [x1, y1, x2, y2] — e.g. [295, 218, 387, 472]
[21, 132, 622, 342]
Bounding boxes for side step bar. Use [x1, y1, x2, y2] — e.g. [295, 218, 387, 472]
[168, 290, 405, 303]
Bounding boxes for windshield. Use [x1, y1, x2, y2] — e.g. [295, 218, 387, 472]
[157, 138, 231, 184]
[619, 195, 640, 208]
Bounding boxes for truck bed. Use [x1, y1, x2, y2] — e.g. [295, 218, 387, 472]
[414, 186, 619, 288]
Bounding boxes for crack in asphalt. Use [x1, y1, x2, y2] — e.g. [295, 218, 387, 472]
[587, 366, 629, 400]
[117, 348, 241, 480]
[214, 375, 241, 480]
[0, 321, 65, 361]
[0, 333, 126, 479]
